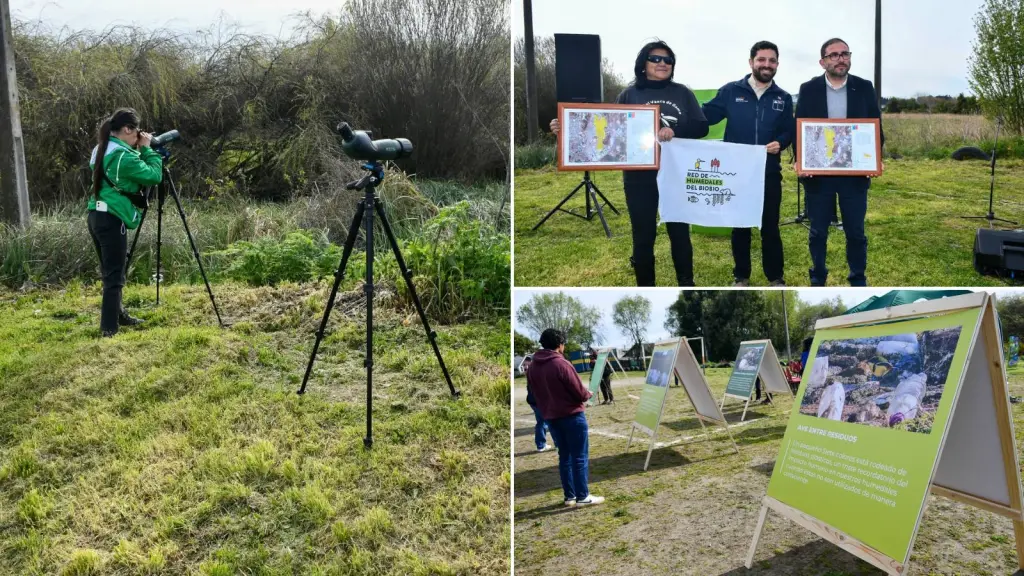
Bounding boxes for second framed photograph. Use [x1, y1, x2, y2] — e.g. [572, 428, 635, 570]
[557, 102, 660, 171]
[796, 118, 882, 176]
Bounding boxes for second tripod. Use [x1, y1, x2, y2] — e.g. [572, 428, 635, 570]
[125, 163, 224, 326]
[532, 171, 620, 238]
[297, 161, 460, 449]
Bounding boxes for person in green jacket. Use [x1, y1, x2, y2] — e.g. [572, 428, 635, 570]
[87, 108, 163, 336]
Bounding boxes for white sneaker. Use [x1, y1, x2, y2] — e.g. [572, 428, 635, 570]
[576, 495, 605, 506]
[538, 445, 554, 452]
[564, 498, 576, 507]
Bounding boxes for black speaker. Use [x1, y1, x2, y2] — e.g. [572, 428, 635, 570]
[974, 228, 1024, 277]
[555, 33, 603, 103]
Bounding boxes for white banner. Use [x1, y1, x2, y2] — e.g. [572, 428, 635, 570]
[657, 139, 767, 228]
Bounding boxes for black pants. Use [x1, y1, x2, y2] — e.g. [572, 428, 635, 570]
[731, 173, 783, 282]
[87, 210, 128, 333]
[624, 179, 693, 286]
[805, 178, 869, 286]
[599, 377, 613, 402]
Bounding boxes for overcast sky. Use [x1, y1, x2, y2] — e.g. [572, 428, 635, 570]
[513, 288, 1024, 350]
[9, 0, 341, 37]
[513, 0, 985, 98]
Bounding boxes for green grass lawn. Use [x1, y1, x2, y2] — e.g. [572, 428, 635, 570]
[0, 281, 510, 575]
[513, 159, 1024, 287]
[514, 368, 1024, 576]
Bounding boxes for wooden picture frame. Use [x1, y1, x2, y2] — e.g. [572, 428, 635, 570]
[795, 117, 882, 177]
[557, 102, 660, 171]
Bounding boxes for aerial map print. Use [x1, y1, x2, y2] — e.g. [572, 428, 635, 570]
[803, 125, 853, 169]
[567, 111, 628, 163]
[800, 121, 879, 172]
[562, 108, 656, 167]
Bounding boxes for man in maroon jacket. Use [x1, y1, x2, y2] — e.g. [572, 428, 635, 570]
[526, 328, 605, 507]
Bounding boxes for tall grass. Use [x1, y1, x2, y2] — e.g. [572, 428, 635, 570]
[12, 0, 509, 207]
[0, 176, 508, 323]
[883, 113, 1024, 159]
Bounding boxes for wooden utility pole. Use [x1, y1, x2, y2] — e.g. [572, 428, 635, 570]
[0, 0, 29, 228]
[523, 0, 539, 143]
[874, 0, 882, 110]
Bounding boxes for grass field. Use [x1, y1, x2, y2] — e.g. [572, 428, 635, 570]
[513, 368, 1024, 576]
[513, 158, 1024, 287]
[0, 281, 510, 575]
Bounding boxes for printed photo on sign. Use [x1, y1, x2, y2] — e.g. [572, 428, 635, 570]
[646, 349, 674, 388]
[737, 347, 761, 371]
[799, 328, 963, 433]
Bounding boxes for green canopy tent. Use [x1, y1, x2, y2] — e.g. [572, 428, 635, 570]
[844, 289, 973, 315]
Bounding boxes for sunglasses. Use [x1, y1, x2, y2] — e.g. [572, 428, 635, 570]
[647, 54, 675, 66]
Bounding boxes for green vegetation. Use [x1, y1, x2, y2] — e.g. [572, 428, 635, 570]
[1, 174, 508, 324]
[513, 158, 1024, 287]
[0, 282, 510, 574]
[14, 0, 508, 206]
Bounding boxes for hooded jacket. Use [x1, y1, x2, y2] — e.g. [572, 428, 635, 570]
[87, 137, 163, 229]
[526, 349, 592, 421]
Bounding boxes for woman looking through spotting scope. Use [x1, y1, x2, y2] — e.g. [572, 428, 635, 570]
[551, 40, 709, 286]
[87, 107, 163, 337]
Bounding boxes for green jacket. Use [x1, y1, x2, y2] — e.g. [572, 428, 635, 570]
[87, 137, 163, 229]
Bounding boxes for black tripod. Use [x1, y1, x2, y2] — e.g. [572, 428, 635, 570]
[125, 162, 224, 326]
[532, 171, 620, 238]
[780, 178, 809, 229]
[960, 116, 1018, 228]
[296, 161, 460, 448]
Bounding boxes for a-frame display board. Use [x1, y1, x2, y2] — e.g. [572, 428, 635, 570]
[720, 340, 793, 421]
[626, 338, 738, 471]
[745, 292, 1024, 575]
[587, 347, 627, 406]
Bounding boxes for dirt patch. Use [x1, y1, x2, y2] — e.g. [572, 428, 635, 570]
[514, 369, 1024, 576]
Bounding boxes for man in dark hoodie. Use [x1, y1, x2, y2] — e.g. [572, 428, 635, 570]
[527, 328, 605, 507]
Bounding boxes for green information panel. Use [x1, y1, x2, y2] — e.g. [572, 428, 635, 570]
[634, 342, 676, 432]
[766, 307, 980, 563]
[588, 351, 610, 403]
[725, 342, 767, 398]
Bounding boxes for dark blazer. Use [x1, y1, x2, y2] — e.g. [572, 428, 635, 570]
[795, 73, 884, 146]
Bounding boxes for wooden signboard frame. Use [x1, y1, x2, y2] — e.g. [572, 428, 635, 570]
[626, 337, 739, 471]
[746, 292, 1024, 575]
[556, 102, 661, 171]
[720, 340, 793, 422]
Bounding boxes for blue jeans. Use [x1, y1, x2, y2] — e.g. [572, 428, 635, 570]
[531, 405, 551, 450]
[547, 412, 590, 501]
[805, 178, 869, 286]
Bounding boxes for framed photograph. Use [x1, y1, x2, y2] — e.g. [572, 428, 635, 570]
[557, 103, 660, 171]
[796, 118, 882, 176]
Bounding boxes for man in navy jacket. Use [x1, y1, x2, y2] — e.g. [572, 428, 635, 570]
[703, 40, 794, 287]
[795, 38, 885, 286]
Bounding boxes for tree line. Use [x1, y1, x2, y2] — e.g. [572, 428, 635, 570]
[515, 291, 1024, 365]
[10, 0, 508, 207]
